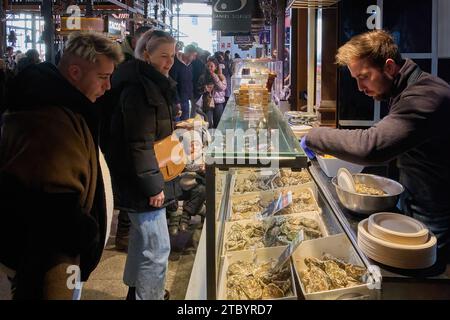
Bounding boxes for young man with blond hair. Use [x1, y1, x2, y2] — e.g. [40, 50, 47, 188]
[302, 30, 450, 264]
[0, 32, 123, 299]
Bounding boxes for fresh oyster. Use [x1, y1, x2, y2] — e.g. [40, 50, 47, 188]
[234, 173, 273, 193]
[226, 260, 292, 300]
[324, 260, 348, 289]
[225, 222, 265, 251]
[272, 169, 312, 188]
[345, 264, 367, 281]
[277, 190, 317, 215]
[302, 265, 331, 294]
[227, 287, 243, 300]
[264, 216, 323, 247]
[262, 283, 284, 299]
[299, 254, 367, 294]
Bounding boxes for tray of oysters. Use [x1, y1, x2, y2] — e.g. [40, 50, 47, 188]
[292, 234, 378, 300]
[218, 246, 298, 300]
[223, 212, 328, 253]
[231, 168, 313, 195]
[228, 186, 320, 221]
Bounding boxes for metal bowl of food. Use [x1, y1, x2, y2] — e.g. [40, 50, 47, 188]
[331, 174, 404, 215]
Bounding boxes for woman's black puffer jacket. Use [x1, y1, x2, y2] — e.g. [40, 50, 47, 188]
[101, 59, 181, 213]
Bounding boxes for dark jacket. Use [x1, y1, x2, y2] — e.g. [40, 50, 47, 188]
[306, 59, 450, 247]
[101, 59, 181, 213]
[169, 53, 194, 104]
[0, 62, 107, 295]
[192, 58, 206, 100]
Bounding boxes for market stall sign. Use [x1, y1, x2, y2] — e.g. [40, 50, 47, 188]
[108, 16, 126, 37]
[234, 35, 255, 45]
[212, 0, 253, 32]
[60, 17, 104, 33]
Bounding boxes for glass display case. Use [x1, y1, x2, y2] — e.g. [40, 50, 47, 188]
[205, 99, 382, 300]
[232, 59, 283, 103]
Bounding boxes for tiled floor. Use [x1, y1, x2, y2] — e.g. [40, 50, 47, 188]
[0, 210, 202, 300]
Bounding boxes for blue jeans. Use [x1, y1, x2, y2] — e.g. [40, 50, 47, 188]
[123, 208, 170, 300]
[206, 103, 224, 128]
[178, 100, 192, 121]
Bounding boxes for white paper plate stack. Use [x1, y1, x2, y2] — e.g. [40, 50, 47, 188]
[357, 212, 437, 269]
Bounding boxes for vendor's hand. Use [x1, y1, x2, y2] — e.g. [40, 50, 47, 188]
[149, 191, 165, 208]
[300, 136, 316, 160]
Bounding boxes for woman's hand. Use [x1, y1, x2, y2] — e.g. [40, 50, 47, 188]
[149, 191, 165, 208]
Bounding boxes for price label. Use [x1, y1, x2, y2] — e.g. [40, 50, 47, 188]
[273, 229, 304, 272]
[259, 191, 292, 219]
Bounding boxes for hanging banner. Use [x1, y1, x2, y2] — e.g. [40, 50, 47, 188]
[108, 15, 126, 37]
[234, 35, 255, 45]
[212, 0, 254, 32]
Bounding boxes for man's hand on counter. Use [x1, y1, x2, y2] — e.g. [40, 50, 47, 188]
[301, 136, 316, 160]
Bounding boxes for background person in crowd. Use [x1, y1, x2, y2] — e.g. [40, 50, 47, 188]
[198, 58, 227, 128]
[4, 46, 16, 72]
[177, 123, 208, 233]
[191, 47, 206, 103]
[170, 44, 198, 121]
[223, 50, 233, 105]
[120, 25, 152, 62]
[108, 25, 152, 252]
[168, 118, 209, 236]
[101, 30, 180, 300]
[301, 30, 450, 270]
[16, 49, 41, 74]
[0, 32, 123, 299]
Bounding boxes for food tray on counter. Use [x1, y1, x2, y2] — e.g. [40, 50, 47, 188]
[217, 246, 298, 300]
[228, 186, 321, 221]
[292, 234, 377, 300]
[222, 211, 329, 255]
[230, 168, 313, 196]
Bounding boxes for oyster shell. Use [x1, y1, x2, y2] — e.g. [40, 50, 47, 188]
[225, 222, 265, 251]
[262, 283, 285, 299]
[234, 173, 273, 193]
[302, 265, 331, 294]
[241, 277, 263, 300]
[226, 260, 292, 300]
[324, 260, 348, 289]
[299, 254, 367, 294]
[272, 169, 312, 188]
[264, 216, 323, 246]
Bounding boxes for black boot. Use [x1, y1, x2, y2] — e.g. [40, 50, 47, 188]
[126, 287, 136, 300]
[116, 210, 130, 252]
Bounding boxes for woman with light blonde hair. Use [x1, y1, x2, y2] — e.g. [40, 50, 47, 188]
[100, 29, 180, 300]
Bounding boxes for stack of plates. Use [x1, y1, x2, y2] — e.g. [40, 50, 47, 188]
[357, 213, 437, 269]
